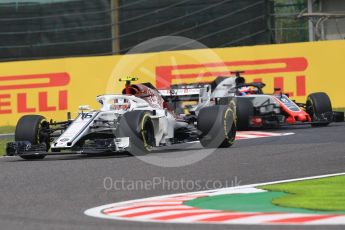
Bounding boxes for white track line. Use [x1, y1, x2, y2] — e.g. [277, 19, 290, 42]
[0, 133, 14, 137]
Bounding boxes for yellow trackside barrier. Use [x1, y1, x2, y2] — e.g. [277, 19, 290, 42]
[0, 40, 344, 125]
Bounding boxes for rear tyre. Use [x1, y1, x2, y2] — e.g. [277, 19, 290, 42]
[236, 97, 254, 130]
[197, 105, 236, 148]
[306, 92, 333, 127]
[15, 115, 48, 160]
[117, 111, 155, 156]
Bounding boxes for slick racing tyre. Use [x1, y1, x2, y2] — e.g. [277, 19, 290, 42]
[197, 105, 236, 148]
[117, 111, 155, 156]
[236, 97, 254, 130]
[15, 115, 48, 160]
[306, 92, 333, 127]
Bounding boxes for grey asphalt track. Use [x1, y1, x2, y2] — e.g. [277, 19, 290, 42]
[1, 123, 345, 230]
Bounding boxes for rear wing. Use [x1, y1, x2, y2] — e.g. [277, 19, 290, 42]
[158, 84, 211, 102]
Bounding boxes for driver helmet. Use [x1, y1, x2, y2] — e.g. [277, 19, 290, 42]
[238, 86, 252, 95]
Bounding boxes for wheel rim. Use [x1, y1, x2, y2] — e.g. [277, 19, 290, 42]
[306, 99, 315, 117]
[141, 115, 155, 151]
[224, 108, 236, 145]
[38, 120, 50, 151]
[227, 123, 236, 144]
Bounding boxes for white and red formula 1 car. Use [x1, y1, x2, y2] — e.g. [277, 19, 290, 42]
[159, 71, 344, 130]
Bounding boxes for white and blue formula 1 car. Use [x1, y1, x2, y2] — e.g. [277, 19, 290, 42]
[6, 77, 236, 160]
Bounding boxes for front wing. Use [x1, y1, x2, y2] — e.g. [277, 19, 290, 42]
[6, 138, 130, 157]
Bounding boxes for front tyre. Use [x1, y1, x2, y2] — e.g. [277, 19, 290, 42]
[15, 115, 49, 160]
[306, 92, 333, 127]
[197, 105, 236, 148]
[117, 111, 155, 156]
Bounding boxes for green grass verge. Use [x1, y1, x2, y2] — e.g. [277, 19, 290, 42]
[183, 191, 338, 214]
[0, 138, 12, 156]
[0, 126, 15, 156]
[0, 126, 15, 134]
[260, 175, 345, 212]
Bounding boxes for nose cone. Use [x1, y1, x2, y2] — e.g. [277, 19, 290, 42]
[297, 114, 308, 122]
